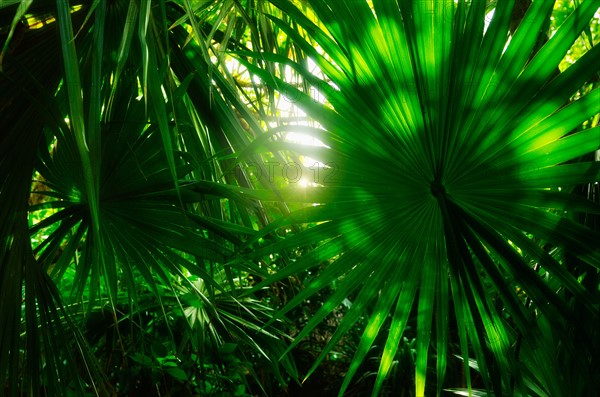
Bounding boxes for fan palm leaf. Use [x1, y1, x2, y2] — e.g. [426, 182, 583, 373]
[1, 0, 297, 395]
[238, 1, 600, 395]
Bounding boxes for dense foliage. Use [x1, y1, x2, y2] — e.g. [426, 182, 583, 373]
[1, 1, 599, 396]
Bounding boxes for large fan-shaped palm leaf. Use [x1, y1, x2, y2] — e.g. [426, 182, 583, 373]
[1, 0, 297, 395]
[239, 1, 600, 395]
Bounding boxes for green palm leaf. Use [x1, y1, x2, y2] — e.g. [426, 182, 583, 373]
[239, 1, 600, 395]
[1, 1, 297, 395]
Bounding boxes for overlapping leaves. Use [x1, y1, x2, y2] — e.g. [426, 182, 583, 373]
[1, 0, 599, 395]
[1, 0, 296, 395]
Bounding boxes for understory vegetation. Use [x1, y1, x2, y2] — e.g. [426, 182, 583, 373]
[1, 0, 599, 396]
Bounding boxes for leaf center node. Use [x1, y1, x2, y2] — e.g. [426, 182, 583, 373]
[430, 180, 446, 198]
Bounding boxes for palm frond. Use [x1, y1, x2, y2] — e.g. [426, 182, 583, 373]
[1, 0, 297, 395]
[239, 1, 600, 395]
